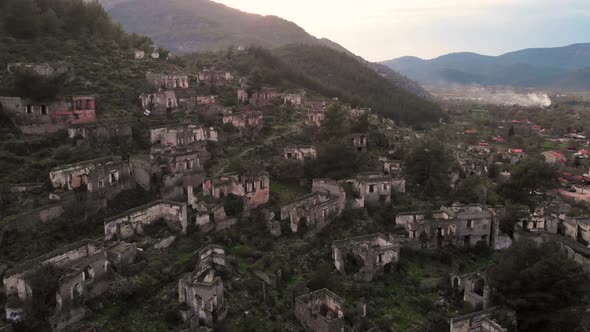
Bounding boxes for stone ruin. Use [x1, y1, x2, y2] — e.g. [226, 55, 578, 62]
[104, 200, 188, 241]
[49, 156, 133, 198]
[307, 109, 326, 128]
[283, 92, 306, 106]
[202, 172, 270, 211]
[450, 271, 492, 310]
[281, 179, 346, 234]
[68, 122, 133, 145]
[7, 62, 74, 78]
[197, 68, 233, 86]
[0, 95, 96, 135]
[178, 245, 228, 328]
[351, 133, 367, 153]
[450, 307, 514, 332]
[283, 146, 317, 161]
[294, 289, 352, 332]
[131, 125, 215, 200]
[563, 218, 590, 244]
[146, 72, 189, 90]
[3, 239, 137, 331]
[247, 87, 280, 107]
[222, 111, 264, 138]
[396, 204, 497, 249]
[333, 233, 400, 281]
[351, 172, 393, 208]
[140, 90, 179, 115]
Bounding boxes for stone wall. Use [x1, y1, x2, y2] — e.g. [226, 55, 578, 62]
[294, 289, 349, 332]
[104, 200, 188, 240]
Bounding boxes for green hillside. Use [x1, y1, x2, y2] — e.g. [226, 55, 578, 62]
[274, 45, 442, 126]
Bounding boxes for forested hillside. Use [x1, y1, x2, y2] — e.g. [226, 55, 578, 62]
[102, 0, 340, 54]
[101, 0, 434, 99]
[274, 45, 442, 126]
[0, 0, 183, 115]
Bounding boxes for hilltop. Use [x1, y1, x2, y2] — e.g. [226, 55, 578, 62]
[100, 0, 433, 98]
[101, 0, 347, 54]
[382, 43, 590, 90]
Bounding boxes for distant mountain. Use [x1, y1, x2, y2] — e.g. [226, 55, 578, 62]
[100, 0, 432, 98]
[382, 43, 590, 90]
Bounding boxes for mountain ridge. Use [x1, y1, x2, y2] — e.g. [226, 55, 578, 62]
[100, 0, 432, 98]
[382, 43, 590, 89]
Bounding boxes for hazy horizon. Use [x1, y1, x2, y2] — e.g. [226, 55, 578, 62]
[214, 0, 590, 62]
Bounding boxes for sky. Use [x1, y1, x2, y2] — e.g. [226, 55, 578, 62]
[214, 0, 590, 62]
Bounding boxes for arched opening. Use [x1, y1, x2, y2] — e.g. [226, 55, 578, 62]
[453, 278, 460, 289]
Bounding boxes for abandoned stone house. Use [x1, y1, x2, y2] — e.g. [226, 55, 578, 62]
[305, 99, 331, 110]
[381, 158, 404, 178]
[307, 109, 325, 128]
[522, 207, 561, 234]
[196, 68, 233, 86]
[312, 179, 347, 209]
[104, 200, 188, 241]
[563, 218, 590, 244]
[450, 307, 512, 332]
[351, 173, 393, 208]
[281, 192, 342, 233]
[150, 125, 219, 147]
[294, 289, 352, 332]
[222, 111, 263, 137]
[352, 134, 368, 152]
[2, 240, 125, 330]
[105, 241, 138, 275]
[458, 155, 488, 177]
[283, 92, 306, 106]
[248, 87, 280, 107]
[132, 126, 212, 199]
[333, 233, 400, 281]
[134, 50, 145, 59]
[283, 146, 317, 161]
[450, 271, 492, 309]
[140, 90, 179, 114]
[49, 156, 133, 197]
[193, 203, 238, 233]
[202, 172, 270, 210]
[238, 88, 248, 104]
[146, 72, 189, 90]
[348, 107, 371, 119]
[178, 245, 227, 327]
[7, 62, 74, 78]
[68, 122, 133, 144]
[396, 204, 495, 248]
[0, 96, 96, 135]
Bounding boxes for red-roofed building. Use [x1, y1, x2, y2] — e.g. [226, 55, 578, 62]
[492, 137, 505, 142]
[542, 151, 567, 164]
[465, 130, 477, 135]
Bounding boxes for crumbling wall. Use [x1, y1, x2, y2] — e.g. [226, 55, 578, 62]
[104, 200, 188, 240]
[294, 289, 348, 332]
[333, 234, 400, 281]
[280, 192, 342, 233]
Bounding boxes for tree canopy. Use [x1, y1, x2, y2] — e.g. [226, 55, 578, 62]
[498, 158, 558, 209]
[406, 140, 454, 198]
[487, 240, 590, 332]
